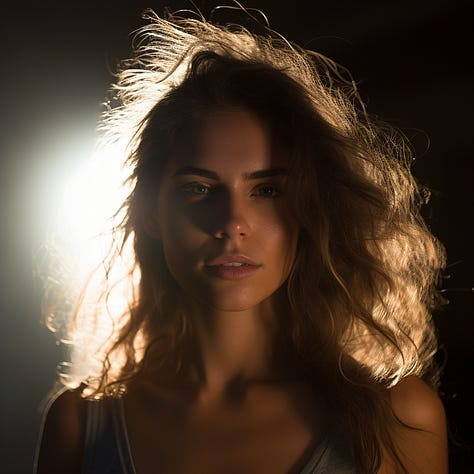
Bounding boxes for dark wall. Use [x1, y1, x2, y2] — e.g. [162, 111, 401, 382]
[0, 1, 472, 472]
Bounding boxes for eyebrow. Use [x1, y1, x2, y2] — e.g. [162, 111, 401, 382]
[173, 166, 288, 180]
[174, 167, 219, 180]
[244, 168, 288, 180]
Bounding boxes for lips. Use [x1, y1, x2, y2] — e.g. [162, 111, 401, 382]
[205, 254, 261, 280]
[205, 254, 259, 266]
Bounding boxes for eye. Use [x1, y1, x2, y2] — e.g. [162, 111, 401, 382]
[181, 182, 212, 196]
[252, 183, 281, 198]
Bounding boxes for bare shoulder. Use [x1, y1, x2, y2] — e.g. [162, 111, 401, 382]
[35, 387, 87, 474]
[380, 375, 448, 474]
[389, 375, 447, 432]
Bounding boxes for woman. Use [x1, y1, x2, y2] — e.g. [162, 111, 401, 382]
[35, 9, 448, 473]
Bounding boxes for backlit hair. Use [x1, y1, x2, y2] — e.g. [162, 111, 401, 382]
[39, 9, 446, 473]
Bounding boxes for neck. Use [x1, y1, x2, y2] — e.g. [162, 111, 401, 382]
[193, 301, 277, 398]
[140, 290, 299, 400]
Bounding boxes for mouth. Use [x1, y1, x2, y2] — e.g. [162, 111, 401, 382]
[204, 254, 261, 280]
[204, 264, 260, 280]
[219, 262, 252, 267]
[205, 254, 260, 267]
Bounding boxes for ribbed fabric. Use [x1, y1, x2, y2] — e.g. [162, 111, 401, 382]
[81, 398, 356, 474]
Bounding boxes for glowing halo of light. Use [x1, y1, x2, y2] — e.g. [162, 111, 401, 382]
[54, 142, 131, 248]
[39, 136, 140, 390]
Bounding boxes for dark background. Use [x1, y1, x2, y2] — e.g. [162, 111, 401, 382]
[0, 1, 472, 472]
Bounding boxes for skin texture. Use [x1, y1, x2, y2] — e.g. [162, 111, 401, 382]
[35, 376, 448, 474]
[35, 109, 448, 474]
[148, 108, 301, 394]
[35, 388, 86, 474]
[381, 376, 449, 474]
[152, 108, 298, 314]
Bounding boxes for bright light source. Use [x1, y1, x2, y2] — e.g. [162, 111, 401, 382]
[50, 141, 132, 271]
[36, 133, 139, 389]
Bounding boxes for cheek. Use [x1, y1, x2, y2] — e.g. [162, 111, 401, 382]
[157, 206, 217, 296]
[159, 235, 197, 296]
[159, 214, 204, 268]
[157, 192, 204, 249]
[259, 214, 299, 274]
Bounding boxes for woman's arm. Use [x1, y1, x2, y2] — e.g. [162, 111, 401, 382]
[34, 388, 86, 474]
[380, 375, 448, 474]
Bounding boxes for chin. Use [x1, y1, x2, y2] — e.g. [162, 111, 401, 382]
[200, 297, 262, 313]
[177, 278, 278, 314]
[196, 289, 271, 314]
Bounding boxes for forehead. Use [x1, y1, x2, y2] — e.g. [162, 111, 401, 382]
[168, 108, 288, 173]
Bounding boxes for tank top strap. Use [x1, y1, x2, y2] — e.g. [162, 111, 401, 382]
[300, 430, 356, 473]
[82, 397, 136, 474]
[81, 396, 355, 474]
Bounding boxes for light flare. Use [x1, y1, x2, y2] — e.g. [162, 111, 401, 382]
[43, 140, 139, 389]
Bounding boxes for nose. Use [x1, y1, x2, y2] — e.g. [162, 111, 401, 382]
[212, 195, 251, 240]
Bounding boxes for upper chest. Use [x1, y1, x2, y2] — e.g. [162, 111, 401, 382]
[123, 383, 325, 474]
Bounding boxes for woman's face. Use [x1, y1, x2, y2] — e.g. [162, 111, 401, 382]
[152, 108, 298, 312]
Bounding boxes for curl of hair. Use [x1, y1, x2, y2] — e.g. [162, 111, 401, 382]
[39, 9, 446, 473]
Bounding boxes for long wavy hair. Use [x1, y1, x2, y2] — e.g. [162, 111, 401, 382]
[38, 9, 446, 473]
